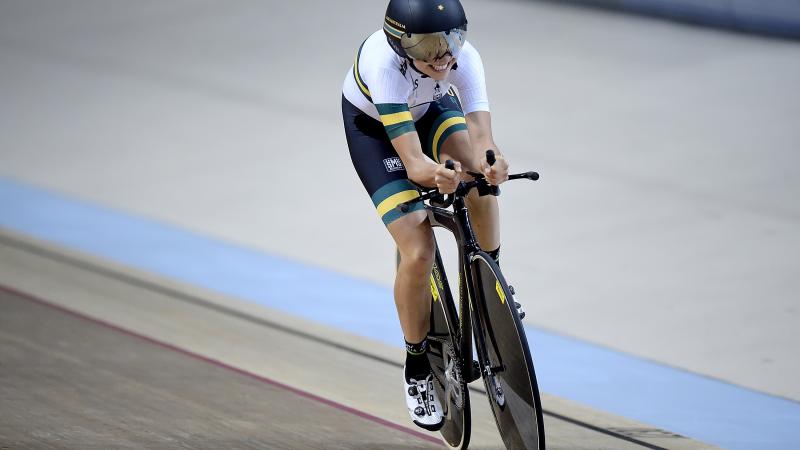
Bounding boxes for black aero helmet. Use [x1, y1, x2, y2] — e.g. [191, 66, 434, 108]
[383, 0, 468, 61]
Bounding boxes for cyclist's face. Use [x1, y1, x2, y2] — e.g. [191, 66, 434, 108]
[412, 54, 455, 81]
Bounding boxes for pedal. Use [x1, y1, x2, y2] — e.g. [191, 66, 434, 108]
[467, 360, 481, 383]
[508, 285, 525, 319]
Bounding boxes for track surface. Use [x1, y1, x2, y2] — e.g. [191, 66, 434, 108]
[0, 289, 440, 450]
[0, 235, 718, 449]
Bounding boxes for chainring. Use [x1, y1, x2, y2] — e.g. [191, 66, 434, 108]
[443, 341, 465, 410]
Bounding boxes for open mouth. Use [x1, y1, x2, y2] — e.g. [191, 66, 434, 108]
[428, 60, 454, 73]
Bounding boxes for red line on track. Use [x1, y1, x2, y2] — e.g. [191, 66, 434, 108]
[0, 284, 443, 447]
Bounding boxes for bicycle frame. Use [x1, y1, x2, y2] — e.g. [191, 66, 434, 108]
[398, 155, 543, 450]
[426, 192, 499, 385]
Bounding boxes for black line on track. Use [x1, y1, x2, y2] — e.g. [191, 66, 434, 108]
[0, 233, 669, 450]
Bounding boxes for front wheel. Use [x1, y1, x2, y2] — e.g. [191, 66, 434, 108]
[471, 253, 545, 450]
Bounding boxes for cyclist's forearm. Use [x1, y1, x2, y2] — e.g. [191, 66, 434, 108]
[466, 111, 499, 156]
[407, 163, 440, 188]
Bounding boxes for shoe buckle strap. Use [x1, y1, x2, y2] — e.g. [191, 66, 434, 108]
[417, 380, 434, 415]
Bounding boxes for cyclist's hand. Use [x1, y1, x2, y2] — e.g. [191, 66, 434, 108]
[435, 161, 462, 194]
[481, 154, 509, 185]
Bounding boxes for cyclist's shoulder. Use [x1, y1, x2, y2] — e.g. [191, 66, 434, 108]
[461, 40, 481, 58]
[449, 40, 486, 89]
[455, 40, 483, 68]
[357, 30, 407, 75]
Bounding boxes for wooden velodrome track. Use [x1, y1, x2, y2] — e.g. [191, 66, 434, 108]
[0, 230, 717, 449]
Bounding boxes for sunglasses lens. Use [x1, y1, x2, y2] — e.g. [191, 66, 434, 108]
[401, 29, 466, 61]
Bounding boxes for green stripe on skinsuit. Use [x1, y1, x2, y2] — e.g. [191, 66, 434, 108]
[449, 89, 462, 109]
[371, 179, 417, 207]
[381, 201, 424, 225]
[377, 104, 415, 139]
[432, 123, 468, 163]
[427, 111, 466, 160]
[370, 179, 424, 226]
[428, 111, 463, 146]
[385, 122, 416, 140]
[376, 103, 410, 115]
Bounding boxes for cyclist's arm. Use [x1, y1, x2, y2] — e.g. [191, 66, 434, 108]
[373, 100, 460, 192]
[466, 110, 509, 184]
[391, 131, 461, 193]
[366, 60, 459, 191]
[391, 131, 438, 186]
[465, 110, 497, 156]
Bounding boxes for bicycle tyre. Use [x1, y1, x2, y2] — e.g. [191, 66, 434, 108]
[470, 252, 545, 450]
[427, 244, 471, 449]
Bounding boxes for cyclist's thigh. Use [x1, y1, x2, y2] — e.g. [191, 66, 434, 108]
[342, 95, 425, 227]
[415, 90, 471, 166]
[439, 128, 482, 172]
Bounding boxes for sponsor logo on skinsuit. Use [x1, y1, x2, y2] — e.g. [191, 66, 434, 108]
[384, 157, 405, 172]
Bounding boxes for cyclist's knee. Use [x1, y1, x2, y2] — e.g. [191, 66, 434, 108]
[389, 211, 434, 274]
[400, 241, 434, 272]
[396, 234, 435, 275]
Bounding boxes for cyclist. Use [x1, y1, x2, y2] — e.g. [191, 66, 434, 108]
[342, 0, 511, 430]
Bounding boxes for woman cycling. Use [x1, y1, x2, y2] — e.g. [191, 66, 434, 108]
[341, 0, 510, 430]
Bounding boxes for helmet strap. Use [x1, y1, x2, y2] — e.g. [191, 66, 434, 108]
[406, 57, 430, 78]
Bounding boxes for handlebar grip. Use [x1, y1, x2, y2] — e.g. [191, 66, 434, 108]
[430, 192, 448, 208]
[486, 149, 496, 166]
[445, 160, 455, 170]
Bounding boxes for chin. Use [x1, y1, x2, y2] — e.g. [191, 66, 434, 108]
[430, 69, 450, 80]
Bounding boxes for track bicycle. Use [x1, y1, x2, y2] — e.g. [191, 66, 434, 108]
[397, 151, 545, 450]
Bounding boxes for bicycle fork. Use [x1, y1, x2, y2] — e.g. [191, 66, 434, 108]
[463, 252, 509, 406]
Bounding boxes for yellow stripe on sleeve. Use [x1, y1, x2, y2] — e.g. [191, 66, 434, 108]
[380, 111, 414, 126]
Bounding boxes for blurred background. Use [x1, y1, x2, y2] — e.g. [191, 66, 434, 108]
[1, 0, 799, 448]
